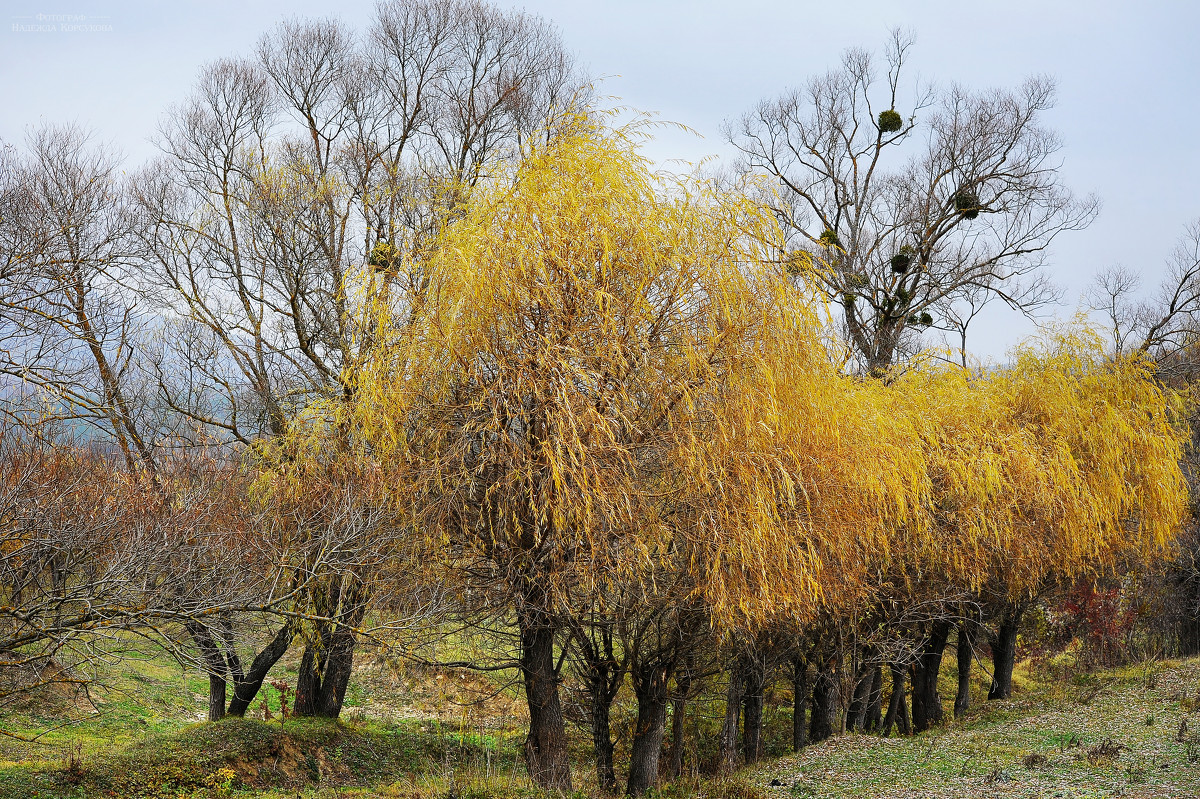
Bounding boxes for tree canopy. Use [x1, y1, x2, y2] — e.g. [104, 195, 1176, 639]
[282, 117, 1190, 790]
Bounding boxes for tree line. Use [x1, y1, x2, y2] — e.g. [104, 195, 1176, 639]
[1, 3, 1198, 796]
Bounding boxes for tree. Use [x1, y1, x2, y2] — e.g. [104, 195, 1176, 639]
[0, 124, 159, 476]
[325, 114, 825, 790]
[902, 332, 1189, 703]
[564, 588, 627, 793]
[623, 598, 707, 795]
[1085, 220, 1200, 660]
[704, 325, 1189, 729]
[727, 31, 1098, 374]
[0, 125, 353, 722]
[133, 0, 585, 719]
[1086, 219, 1200, 372]
[0, 426, 326, 727]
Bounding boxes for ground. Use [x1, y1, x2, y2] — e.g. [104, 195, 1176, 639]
[755, 659, 1200, 799]
[1, 646, 1198, 798]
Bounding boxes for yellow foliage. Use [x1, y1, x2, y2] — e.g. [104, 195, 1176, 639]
[281, 117, 1189, 633]
[341, 116, 808, 610]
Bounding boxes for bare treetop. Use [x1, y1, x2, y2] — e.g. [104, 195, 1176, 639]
[1086, 220, 1200, 379]
[727, 31, 1099, 374]
[133, 0, 587, 445]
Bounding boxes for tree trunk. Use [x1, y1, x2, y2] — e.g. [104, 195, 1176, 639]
[954, 622, 975, 719]
[898, 684, 912, 734]
[302, 619, 360, 719]
[792, 656, 808, 752]
[741, 656, 766, 764]
[591, 700, 616, 792]
[880, 663, 906, 737]
[627, 660, 671, 796]
[845, 649, 875, 732]
[668, 661, 691, 779]
[988, 606, 1023, 701]
[294, 609, 363, 718]
[207, 674, 227, 722]
[317, 626, 357, 717]
[575, 627, 622, 793]
[519, 603, 571, 792]
[186, 621, 228, 722]
[227, 621, 294, 717]
[808, 657, 837, 743]
[911, 620, 951, 733]
[864, 665, 883, 732]
[294, 577, 366, 720]
[719, 661, 744, 773]
[295, 638, 356, 718]
[294, 643, 322, 717]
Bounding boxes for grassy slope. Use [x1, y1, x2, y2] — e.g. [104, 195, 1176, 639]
[2, 647, 1200, 798]
[755, 659, 1200, 799]
[0, 642, 533, 799]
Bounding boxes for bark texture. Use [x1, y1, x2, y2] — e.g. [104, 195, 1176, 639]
[880, 663, 910, 737]
[954, 622, 975, 718]
[809, 657, 838, 743]
[519, 608, 572, 792]
[792, 656, 809, 752]
[227, 621, 294, 717]
[627, 660, 671, 796]
[911, 620, 951, 732]
[741, 656, 766, 764]
[719, 662, 744, 773]
[988, 605, 1024, 701]
[668, 660, 692, 779]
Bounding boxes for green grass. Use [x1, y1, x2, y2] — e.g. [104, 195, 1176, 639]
[4, 642, 1200, 798]
[2, 714, 531, 799]
[0, 649, 211, 762]
[0, 638, 534, 799]
[753, 659, 1200, 798]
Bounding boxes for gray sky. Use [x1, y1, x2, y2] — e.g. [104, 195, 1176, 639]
[4, 0, 1198, 361]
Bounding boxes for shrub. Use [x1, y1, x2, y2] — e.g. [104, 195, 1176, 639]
[1056, 581, 1137, 668]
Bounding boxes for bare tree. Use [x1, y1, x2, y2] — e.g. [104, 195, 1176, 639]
[0, 125, 315, 723]
[727, 31, 1098, 374]
[0, 125, 161, 476]
[129, 1, 585, 721]
[134, 1, 585, 442]
[1085, 220, 1200, 377]
[0, 431, 286, 720]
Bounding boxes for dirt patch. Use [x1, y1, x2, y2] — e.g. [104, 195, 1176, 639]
[231, 733, 353, 788]
[0, 655, 94, 714]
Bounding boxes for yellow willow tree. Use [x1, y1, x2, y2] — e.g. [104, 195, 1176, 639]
[678, 321, 1190, 739]
[859, 334, 1190, 722]
[336, 117, 829, 791]
[970, 334, 1188, 700]
[671, 317, 930, 632]
[293, 114, 1189, 790]
[890, 341, 1185, 603]
[667, 292, 938, 763]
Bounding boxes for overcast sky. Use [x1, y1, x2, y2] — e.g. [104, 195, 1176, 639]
[3, 0, 1198, 361]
